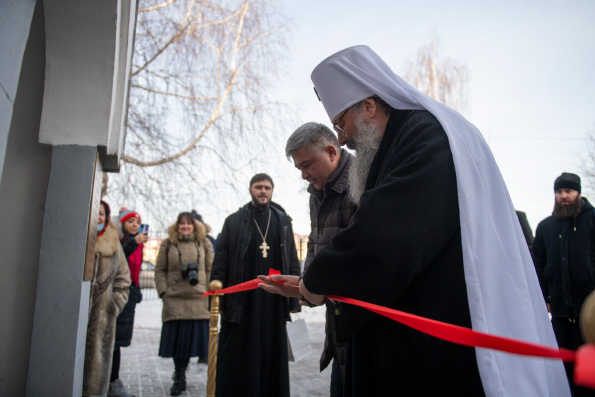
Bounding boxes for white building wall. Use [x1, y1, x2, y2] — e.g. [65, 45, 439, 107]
[0, 0, 138, 394]
[39, 0, 137, 170]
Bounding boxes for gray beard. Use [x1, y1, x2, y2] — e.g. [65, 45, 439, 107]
[347, 116, 384, 204]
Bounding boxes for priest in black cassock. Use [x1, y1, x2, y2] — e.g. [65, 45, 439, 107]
[210, 173, 301, 397]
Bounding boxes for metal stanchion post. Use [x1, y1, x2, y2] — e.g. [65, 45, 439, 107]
[207, 280, 223, 397]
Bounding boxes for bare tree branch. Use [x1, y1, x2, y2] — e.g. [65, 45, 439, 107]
[106, 0, 294, 235]
[139, 0, 177, 13]
[580, 124, 595, 196]
[404, 37, 470, 115]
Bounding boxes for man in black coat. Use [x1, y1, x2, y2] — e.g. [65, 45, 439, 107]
[533, 172, 595, 396]
[516, 210, 534, 255]
[210, 173, 300, 397]
[285, 122, 356, 397]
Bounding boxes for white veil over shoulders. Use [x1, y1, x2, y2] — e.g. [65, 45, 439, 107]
[311, 45, 570, 397]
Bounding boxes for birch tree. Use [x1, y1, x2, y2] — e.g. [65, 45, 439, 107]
[404, 38, 469, 114]
[105, 0, 292, 232]
[581, 125, 595, 195]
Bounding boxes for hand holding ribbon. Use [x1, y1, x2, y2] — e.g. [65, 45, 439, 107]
[256, 273, 303, 299]
[202, 269, 282, 298]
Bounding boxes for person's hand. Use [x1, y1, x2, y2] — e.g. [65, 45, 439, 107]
[546, 303, 551, 313]
[299, 278, 325, 306]
[257, 274, 302, 298]
[135, 231, 149, 244]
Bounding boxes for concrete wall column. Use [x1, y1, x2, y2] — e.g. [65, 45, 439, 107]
[26, 145, 100, 396]
[0, 2, 50, 394]
[0, 0, 36, 184]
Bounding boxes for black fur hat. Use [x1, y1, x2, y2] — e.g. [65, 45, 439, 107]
[554, 172, 581, 193]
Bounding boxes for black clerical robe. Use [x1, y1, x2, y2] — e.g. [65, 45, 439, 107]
[212, 203, 300, 397]
[303, 109, 485, 396]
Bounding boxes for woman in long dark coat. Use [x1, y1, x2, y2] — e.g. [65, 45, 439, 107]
[108, 208, 148, 397]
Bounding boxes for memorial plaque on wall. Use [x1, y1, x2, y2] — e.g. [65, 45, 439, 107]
[83, 152, 102, 281]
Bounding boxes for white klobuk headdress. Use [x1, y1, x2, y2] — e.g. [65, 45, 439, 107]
[311, 45, 569, 396]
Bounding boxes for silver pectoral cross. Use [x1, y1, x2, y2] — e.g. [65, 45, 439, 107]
[259, 241, 270, 258]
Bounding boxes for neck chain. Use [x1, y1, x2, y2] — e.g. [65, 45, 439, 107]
[253, 208, 271, 258]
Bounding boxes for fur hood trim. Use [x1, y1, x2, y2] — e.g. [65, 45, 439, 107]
[111, 214, 124, 239]
[167, 219, 206, 243]
[96, 221, 120, 257]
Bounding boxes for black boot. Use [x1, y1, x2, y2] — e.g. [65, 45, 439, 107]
[170, 368, 187, 396]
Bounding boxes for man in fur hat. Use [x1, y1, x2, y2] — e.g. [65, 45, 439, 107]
[533, 172, 595, 396]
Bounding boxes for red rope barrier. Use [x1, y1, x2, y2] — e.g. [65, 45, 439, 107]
[204, 268, 595, 388]
[328, 295, 575, 361]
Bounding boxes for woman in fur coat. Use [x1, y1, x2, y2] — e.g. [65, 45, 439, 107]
[83, 201, 131, 396]
[155, 212, 214, 396]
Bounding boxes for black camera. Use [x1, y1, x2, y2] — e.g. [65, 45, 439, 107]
[181, 262, 199, 286]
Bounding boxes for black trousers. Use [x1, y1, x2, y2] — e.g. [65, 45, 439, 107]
[110, 348, 121, 382]
[174, 358, 189, 372]
[330, 358, 343, 397]
[551, 317, 595, 397]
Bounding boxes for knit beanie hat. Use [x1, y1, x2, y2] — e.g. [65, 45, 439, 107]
[119, 207, 141, 223]
[191, 210, 203, 223]
[554, 172, 581, 193]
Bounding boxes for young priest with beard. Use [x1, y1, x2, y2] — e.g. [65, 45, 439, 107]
[533, 172, 595, 396]
[210, 173, 301, 397]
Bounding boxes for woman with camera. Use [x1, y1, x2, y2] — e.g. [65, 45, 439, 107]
[107, 208, 149, 397]
[155, 212, 214, 396]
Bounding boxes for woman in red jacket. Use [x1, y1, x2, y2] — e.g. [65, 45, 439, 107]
[108, 208, 148, 397]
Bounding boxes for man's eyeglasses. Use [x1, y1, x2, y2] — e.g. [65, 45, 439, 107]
[332, 108, 349, 134]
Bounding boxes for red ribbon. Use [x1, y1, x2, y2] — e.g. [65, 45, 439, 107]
[202, 269, 280, 298]
[327, 295, 575, 362]
[204, 268, 595, 388]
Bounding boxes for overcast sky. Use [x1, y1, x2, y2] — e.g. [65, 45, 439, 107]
[255, 0, 595, 235]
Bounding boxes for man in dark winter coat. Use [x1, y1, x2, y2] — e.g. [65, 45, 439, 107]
[191, 210, 217, 250]
[516, 210, 534, 256]
[210, 173, 300, 397]
[282, 45, 568, 396]
[533, 172, 595, 396]
[285, 122, 356, 397]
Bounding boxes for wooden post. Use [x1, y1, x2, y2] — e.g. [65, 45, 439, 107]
[207, 280, 223, 397]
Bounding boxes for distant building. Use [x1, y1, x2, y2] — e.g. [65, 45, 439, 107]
[143, 238, 164, 264]
[144, 235, 308, 267]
